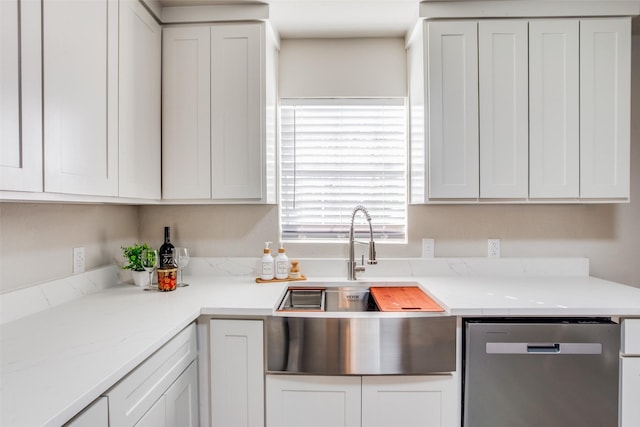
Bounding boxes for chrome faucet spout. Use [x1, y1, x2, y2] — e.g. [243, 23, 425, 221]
[348, 205, 377, 280]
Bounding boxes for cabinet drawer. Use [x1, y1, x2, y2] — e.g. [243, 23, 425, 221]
[105, 323, 197, 427]
[622, 319, 640, 355]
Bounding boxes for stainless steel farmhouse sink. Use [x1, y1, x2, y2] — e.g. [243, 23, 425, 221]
[268, 283, 456, 375]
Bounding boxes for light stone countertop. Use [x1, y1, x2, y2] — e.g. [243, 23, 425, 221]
[3, 258, 640, 427]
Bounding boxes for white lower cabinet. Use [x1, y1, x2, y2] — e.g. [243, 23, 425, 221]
[620, 319, 640, 427]
[210, 319, 264, 427]
[105, 323, 198, 427]
[361, 376, 456, 427]
[64, 397, 109, 427]
[135, 396, 167, 427]
[266, 374, 456, 427]
[266, 375, 362, 427]
[620, 358, 640, 427]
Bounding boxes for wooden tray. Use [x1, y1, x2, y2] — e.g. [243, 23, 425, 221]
[255, 275, 307, 284]
[370, 286, 444, 312]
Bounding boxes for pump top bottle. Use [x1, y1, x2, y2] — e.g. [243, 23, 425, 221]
[275, 245, 289, 280]
[261, 242, 274, 280]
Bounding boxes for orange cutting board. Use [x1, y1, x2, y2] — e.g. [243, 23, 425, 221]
[370, 286, 444, 312]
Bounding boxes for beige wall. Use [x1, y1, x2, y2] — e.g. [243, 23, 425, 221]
[279, 38, 407, 98]
[2, 36, 638, 293]
[0, 203, 139, 292]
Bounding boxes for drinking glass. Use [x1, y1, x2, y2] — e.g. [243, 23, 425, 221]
[173, 247, 190, 287]
[141, 248, 158, 289]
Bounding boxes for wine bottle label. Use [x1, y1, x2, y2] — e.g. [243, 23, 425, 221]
[161, 254, 173, 267]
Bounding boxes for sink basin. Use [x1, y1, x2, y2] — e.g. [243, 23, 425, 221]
[277, 288, 325, 311]
[277, 282, 443, 313]
[277, 286, 378, 312]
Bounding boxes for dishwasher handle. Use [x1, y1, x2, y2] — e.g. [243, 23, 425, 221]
[486, 342, 602, 355]
[527, 343, 560, 353]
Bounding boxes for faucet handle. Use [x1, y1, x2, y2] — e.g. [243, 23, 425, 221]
[368, 241, 377, 265]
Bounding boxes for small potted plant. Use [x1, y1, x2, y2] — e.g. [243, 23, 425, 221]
[121, 243, 152, 286]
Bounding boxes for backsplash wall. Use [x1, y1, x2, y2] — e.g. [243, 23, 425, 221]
[0, 203, 139, 292]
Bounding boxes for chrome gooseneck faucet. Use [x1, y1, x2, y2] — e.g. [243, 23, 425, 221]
[348, 205, 377, 280]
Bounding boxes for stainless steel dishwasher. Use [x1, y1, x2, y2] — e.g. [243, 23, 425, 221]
[464, 318, 620, 427]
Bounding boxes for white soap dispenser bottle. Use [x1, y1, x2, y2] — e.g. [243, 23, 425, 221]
[275, 244, 289, 280]
[261, 242, 274, 281]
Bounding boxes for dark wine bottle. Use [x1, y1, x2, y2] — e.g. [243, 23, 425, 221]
[159, 226, 175, 268]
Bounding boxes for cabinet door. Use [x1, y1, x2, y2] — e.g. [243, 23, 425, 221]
[479, 20, 529, 199]
[529, 20, 579, 198]
[134, 396, 167, 427]
[361, 376, 457, 427]
[407, 22, 427, 204]
[210, 319, 264, 427]
[620, 357, 640, 427]
[266, 375, 362, 427]
[211, 23, 263, 200]
[580, 18, 631, 199]
[65, 397, 108, 427]
[0, 0, 42, 192]
[118, 0, 161, 199]
[162, 26, 211, 199]
[165, 362, 198, 427]
[43, 0, 118, 196]
[427, 21, 479, 199]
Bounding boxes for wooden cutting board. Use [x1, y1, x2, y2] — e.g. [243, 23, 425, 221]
[370, 286, 444, 312]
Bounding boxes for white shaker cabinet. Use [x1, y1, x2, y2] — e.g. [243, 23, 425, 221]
[64, 397, 109, 427]
[266, 375, 362, 427]
[134, 397, 167, 427]
[427, 21, 479, 199]
[163, 23, 277, 203]
[118, 0, 161, 199]
[580, 18, 631, 199]
[105, 323, 198, 427]
[528, 20, 580, 199]
[620, 319, 640, 427]
[134, 360, 199, 427]
[478, 20, 529, 199]
[162, 26, 211, 199]
[361, 376, 457, 427]
[164, 361, 199, 427]
[210, 319, 264, 427]
[266, 374, 457, 427]
[0, 0, 42, 192]
[43, 0, 119, 196]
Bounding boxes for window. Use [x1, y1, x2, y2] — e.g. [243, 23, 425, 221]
[280, 99, 407, 241]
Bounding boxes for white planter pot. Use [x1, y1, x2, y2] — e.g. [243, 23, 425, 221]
[132, 270, 149, 287]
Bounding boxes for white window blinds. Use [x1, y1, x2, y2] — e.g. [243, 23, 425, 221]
[280, 99, 407, 241]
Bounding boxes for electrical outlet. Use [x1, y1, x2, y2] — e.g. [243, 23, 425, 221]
[73, 247, 85, 273]
[487, 239, 500, 258]
[422, 238, 435, 258]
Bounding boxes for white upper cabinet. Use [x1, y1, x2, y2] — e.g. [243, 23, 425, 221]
[211, 24, 263, 200]
[43, 0, 119, 196]
[579, 18, 631, 199]
[479, 20, 529, 199]
[162, 26, 212, 199]
[529, 20, 580, 199]
[0, 0, 42, 192]
[163, 22, 277, 203]
[118, 0, 161, 199]
[408, 15, 631, 203]
[427, 21, 479, 199]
